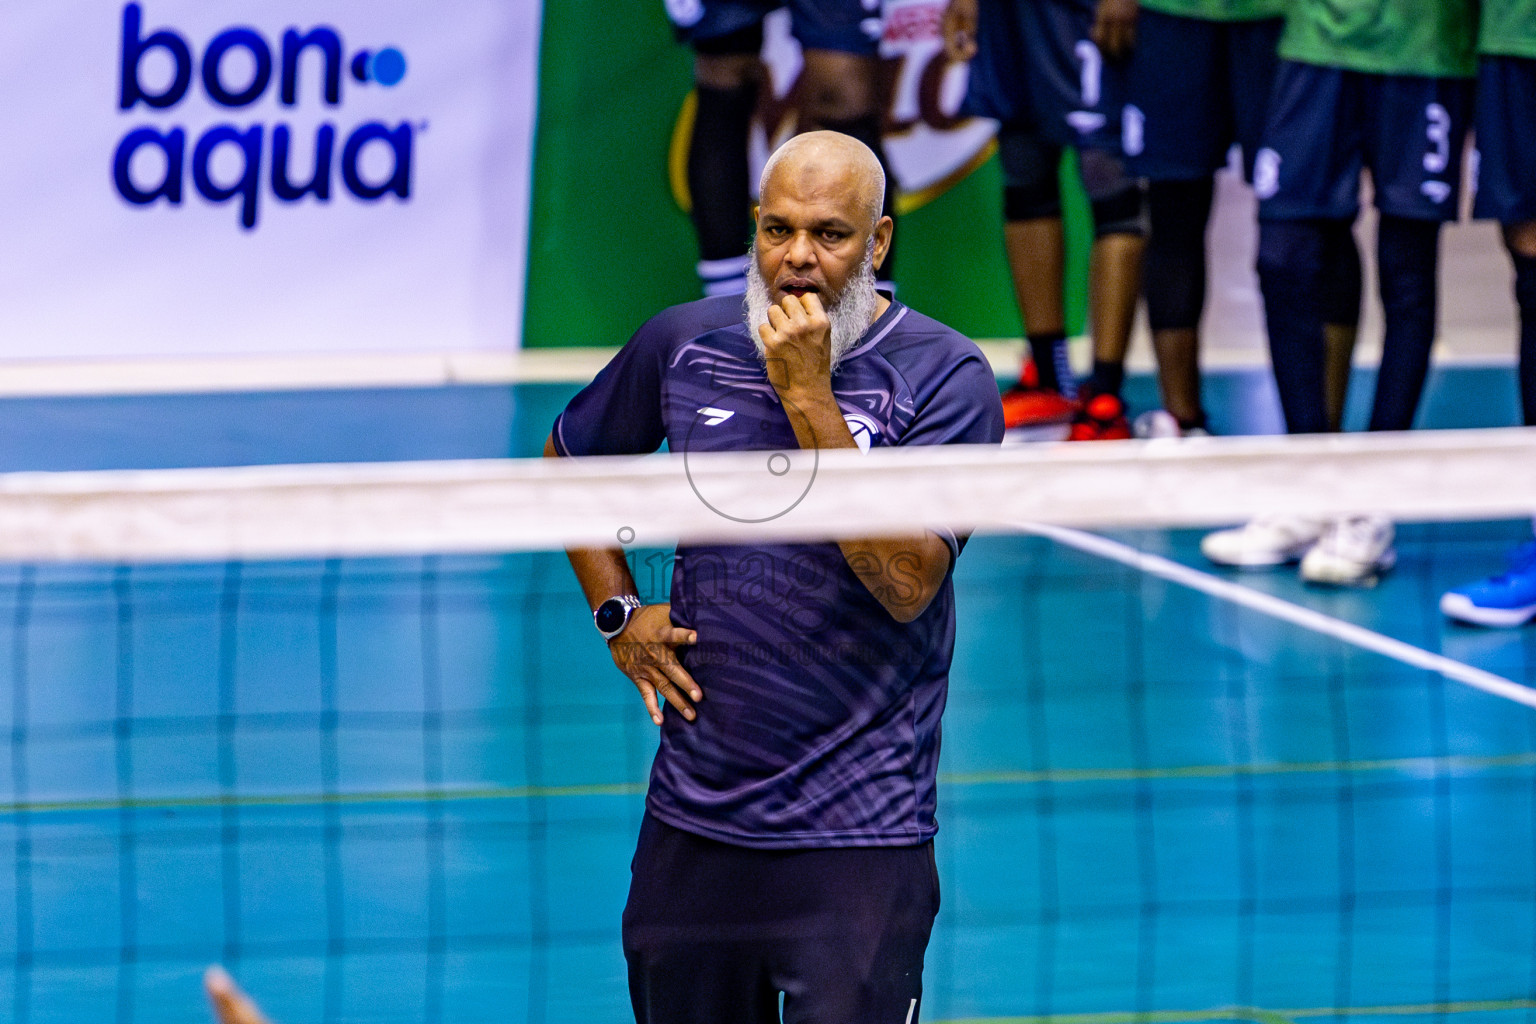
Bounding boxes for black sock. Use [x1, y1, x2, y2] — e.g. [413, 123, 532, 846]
[1257, 218, 1331, 433]
[688, 83, 757, 267]
[1369, 215, 1440, 431]
[1087, 359, 1124, 399]
[1513, 251, 1536, 425]
[1026, 331, 1074, 396]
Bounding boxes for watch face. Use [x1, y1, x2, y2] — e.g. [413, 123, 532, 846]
[595, 599, 629, 635]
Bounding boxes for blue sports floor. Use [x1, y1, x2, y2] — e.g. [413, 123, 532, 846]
[0, 367, 1533, 1024]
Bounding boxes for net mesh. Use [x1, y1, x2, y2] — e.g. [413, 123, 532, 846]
[1, 434, 1534, 1024]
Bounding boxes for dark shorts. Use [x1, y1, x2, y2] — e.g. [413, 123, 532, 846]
[664, 0, 882, 55]
[1122, 11, 1283, 182]
[1254, 61, 1473, 222]
[622, 813, 941, 1024]
[1473, 55, 1536, 224]
[963, 0, 1130, 150]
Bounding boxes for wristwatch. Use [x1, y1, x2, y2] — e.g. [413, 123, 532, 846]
[594, 595, 643, 641]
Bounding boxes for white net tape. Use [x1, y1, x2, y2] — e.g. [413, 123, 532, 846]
[0, 427, 1531, 562]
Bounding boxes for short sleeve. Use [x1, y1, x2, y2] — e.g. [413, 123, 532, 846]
[550, 312, 673, 457]
[896, 352, 1006, 450]
[896, 348, 1005, 560]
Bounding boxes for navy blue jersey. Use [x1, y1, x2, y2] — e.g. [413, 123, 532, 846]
[964, 0, 1131, 150]
[1123, 11, 1283, 182]
[1254, 62, 1473, 222]
[1473, 56, 1536, 224]
[553, 296, 1005, 848]
[665, 0, 883, 55]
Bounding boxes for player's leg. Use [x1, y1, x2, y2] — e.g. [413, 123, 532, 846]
[1009, 0, 1144, 439]
[790, 1, 897, 283]
[1126, 11, 1233, 435]
[1204, 61, 1360, 571]
[1257, 217, 1334, 435]
[1320, 222, 1363, 431]
[1079, 146, 1146, 407]
[1145, 177, 1215, 432]
[1507, 220, 1536, 426]
[1000, 125, 1072, 392]
[669, 1, 773, 297]
[1366, 213, 1441, 431]
[775, 843, 939, 1024]
[1439, 56, 1536, 626]
[1475, 55, 1536, 427]
[1363, 73, 1472, 431]
[1252, 61, 1363, 436]
[622, 815, 782, 1024]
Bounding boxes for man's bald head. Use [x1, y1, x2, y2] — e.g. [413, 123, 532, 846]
[759, 131, 886, 231]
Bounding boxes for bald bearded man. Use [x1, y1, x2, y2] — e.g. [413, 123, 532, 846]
[544, 132, 1004, 1023]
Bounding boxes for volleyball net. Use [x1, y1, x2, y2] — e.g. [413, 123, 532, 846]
[1, 428, 1534, 1023]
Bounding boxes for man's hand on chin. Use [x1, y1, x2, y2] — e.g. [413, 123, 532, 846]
[759, 292, 834, 401]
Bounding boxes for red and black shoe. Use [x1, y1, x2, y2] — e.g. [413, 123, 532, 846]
[1001, 361, 1077, 442]
[1068, 391, 1131, 441]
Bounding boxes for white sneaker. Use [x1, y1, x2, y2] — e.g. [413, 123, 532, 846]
[1300, 516, 1397, 586]
[1200, 516, 1325, 567]
[1133, 410, 1181, 439]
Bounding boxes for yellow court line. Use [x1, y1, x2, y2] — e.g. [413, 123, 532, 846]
[1, 752, 1533, 818]
[933, 998, 1536, 1024]
[942, 751, 1536, 788]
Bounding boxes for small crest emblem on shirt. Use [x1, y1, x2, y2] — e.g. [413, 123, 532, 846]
[843, 412, 881, 453]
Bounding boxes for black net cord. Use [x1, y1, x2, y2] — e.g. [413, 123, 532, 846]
[1024, 563, 1059, 1018]
[11, 566, 36, 1024]
[1327, 658, 1357, 1019]
[522, 574, 550, 1024]
[217, 562, 244, 970]
[1429, 665, 1452, 1024]
[114, 567, 139, 1024]
[1127, 567, 1159, 1021]
[421, 558, 447, 1024]
[319, 560, 346, 1024]
[1232, 647, 1257, 1012]
[1528, 704, 1536, 1024]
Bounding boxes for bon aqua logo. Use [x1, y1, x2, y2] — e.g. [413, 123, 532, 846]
[112, 3, 417, 230]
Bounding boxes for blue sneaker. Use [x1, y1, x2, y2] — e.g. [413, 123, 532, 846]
[1440, 540, 1536, 627]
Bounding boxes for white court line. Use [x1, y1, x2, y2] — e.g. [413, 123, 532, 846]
[1021, 522, 1536, 711]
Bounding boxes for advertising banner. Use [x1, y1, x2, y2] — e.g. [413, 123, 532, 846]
[0, 1, 541, 360]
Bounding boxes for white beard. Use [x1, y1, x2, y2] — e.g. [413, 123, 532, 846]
[744, 242, 880, 374]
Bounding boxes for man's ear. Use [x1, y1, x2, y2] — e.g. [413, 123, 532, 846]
[872, 216, 894, 271]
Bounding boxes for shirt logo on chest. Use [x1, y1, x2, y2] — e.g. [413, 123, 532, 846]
[697, 406, 735, 426]
[844, 412, 881, 453]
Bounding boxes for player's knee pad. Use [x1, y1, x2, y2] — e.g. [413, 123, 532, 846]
[1256, 219, 1326, 285]
[1143, 180, 1213, 331]
[1148, 179, 1212, 254]
[1079, 148, 1146, 238]
[1089, 181, 1148, 238]
[999, 125, 1061, 221]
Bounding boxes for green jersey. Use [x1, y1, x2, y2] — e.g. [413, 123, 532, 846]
[1279, 0, 1478, 77]
[1138, 0, 1285, 21]
[1480, 0, 1536, 60]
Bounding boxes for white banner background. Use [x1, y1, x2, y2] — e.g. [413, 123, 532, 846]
[0, 1, 540, 361]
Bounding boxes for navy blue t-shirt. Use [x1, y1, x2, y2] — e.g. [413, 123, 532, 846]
[552, 296, 1005, 849]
